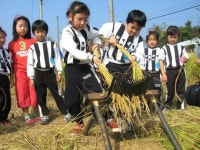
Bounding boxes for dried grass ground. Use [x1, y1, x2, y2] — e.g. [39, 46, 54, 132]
[0, 88, 200, 150]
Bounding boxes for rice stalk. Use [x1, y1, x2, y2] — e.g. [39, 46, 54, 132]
[140, 94, 150, 114]
[130, 95, 142, 116]
[185, 52, 200, 85]
[97, 63, 113, 86]
[116, 44, 144, 80]
[111, 93, 133, 123]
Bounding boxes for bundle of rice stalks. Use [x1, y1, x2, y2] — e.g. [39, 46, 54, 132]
[116, 44, 144, 80]
[97, 63, 113, 86]
[185, 52, 200, 85]
[94, 58, 145, 125]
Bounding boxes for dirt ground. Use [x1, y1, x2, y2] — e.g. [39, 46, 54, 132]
[0, 88, 199, 150]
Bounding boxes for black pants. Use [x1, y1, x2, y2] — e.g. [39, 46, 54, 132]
[106, 62, 132, 79]
[0, 74, 11, 122]
[148, 73, 161, 100]
[165, 67, 186, 109]
[64, 64, 102, 124]
[34, 69, 67, 116]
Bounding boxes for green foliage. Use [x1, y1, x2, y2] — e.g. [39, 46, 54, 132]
[147, 20, 200, 47]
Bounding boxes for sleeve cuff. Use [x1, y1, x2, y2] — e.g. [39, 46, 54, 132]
[89, 54, 94, 61]
[57, 71, 62, 75]
[29, 76, 34, 79]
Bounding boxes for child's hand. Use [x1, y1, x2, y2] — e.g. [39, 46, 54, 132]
[179, 57, 188, 63]
[90, 44, 99, 52]
[129, 56, 136, 63]
[196, 59, 200, 65]
[92, 55, 101, 65]
[30, 79, 35, 88]
[57, 74, 61, 82]
[10, 75, 15, 88]
[109, 35, 117, 47]
[161, 73, 167, 83]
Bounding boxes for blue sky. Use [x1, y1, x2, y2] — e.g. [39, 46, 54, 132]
[1, 0, 200, 47]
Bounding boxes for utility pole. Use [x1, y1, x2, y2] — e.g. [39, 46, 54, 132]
[56, 16, 59, 47]
[108, 0, 114, 22]
[39, 0, 43, 20]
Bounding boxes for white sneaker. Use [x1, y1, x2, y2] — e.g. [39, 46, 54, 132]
[64, 113, 72, 121]
[41, 116, 49, 125]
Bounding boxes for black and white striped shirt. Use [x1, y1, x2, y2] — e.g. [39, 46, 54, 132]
[0, 48, 12, 75]
[27, 41, 62, 79]
[99, 22, 145, 65]
[144, 47, 165, 72]
[162, 43, 189, 69]
[60, 24, 101, 64]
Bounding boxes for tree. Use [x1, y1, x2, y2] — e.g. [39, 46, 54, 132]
[148, 23, 167, 46]
[180, 21, 194, 41]
[147, 21, 200, 46]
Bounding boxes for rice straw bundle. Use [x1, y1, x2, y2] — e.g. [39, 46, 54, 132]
[94, 57, 137, 124]
[111, 93, 133, 123]
[97, 63, 113, 86]
[92, 38, 150, 127]
[92, 48, 113, 86]
[93, 48, 100, 58]
[116, 44, 144, 80]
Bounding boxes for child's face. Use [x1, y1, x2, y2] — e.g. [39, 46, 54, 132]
[126, 22, 142, 37]
[69, 13, 88, 30]
[147, 34, 158, 49]
[34, 29, 47, 42]
[16, 19, 29, 38]
[0, 32, 6, 48]
[167, 34, 179, 45]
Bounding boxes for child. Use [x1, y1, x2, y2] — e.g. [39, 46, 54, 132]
[27, 20, 68, 125]
[162, 26, 189, 110]
[144, 31, 167, 109]
[8, 16, 39, 124]
[98, 9, 147, 131]
[0, 27, 12, 126]
[60, 1, 103, 134]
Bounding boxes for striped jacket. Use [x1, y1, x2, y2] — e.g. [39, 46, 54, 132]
[99, 22, 145, 65]
[0, 48, 12, 75]
[27, 41, 62, 79]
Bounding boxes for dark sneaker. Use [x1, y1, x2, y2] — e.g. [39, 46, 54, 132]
[41, 116, 49, 125]
[106, 119, 121, 132]
[0, 120, 12, 127]
[71, 123, 84, 135]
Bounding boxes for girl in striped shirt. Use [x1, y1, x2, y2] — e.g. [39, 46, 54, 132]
[144, 31, 167, 109]
[60, 1, 102, 134]
[162, 26, 189, 110]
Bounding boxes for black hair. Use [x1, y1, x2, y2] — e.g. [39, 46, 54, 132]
[0, 27, 7, 37]
[32, 20, 48, 34]
[12, 15, 31, 40]
[166, 25, 180, 37]
[126, 10, 146, 27]
[146, 31, 159, 42]
[66, 1, 90, 17]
